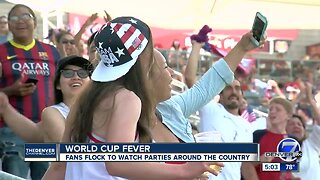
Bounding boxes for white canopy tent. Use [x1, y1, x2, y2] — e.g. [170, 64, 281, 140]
[6, 0, 320, 29]
[5, 0, 320, 44]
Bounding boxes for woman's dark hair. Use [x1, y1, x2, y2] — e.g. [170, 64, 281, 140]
[54, 73, 63, 104]
[87, 31, 97, 47]
[69, 28, 155, 143]
[292, 114, 306, 130]
[8, 4, 37, 22]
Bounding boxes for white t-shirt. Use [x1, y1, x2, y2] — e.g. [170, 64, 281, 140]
[199, 102, 252, 180]
[50, 102, 69, 119]
[293, 125, 320, 180]
[250, 117, 267, 132]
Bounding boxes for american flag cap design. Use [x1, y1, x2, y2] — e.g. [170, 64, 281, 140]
[91, 16, 150, 82]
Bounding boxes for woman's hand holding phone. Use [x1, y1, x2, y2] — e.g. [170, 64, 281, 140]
[250, 12, 268, 47]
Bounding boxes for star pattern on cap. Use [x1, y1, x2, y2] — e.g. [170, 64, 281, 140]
[110, 26, 115, 34]
[115, 47, 125, 57]
[98, 42, 103, 49]
[129, 18, 137, 24]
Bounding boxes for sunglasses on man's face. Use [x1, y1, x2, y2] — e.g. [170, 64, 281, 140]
[61, 69, 89, 79]
[8, 13, 34, 22]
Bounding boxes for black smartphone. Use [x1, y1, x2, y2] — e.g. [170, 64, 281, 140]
[250, 12, 268, 46]
[25, 78, 38, 85]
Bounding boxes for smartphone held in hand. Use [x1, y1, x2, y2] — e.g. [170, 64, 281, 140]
[250, 12, 268, 47]
[25, 78, 38, 85]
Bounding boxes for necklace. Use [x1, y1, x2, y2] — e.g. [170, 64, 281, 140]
[151, 118, 158, 129]
[152, 110, 162, 128]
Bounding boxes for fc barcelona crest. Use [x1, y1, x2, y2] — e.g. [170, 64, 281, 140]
[38, 52, 48, 60]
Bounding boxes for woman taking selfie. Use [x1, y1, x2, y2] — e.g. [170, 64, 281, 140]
[44, 16, 264, 179]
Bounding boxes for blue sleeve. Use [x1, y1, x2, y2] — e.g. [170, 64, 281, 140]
[169, 58, 234, 118]
[156, 101, 194, 142]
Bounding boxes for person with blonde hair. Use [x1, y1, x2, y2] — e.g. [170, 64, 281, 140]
[250, 97, 296, 180]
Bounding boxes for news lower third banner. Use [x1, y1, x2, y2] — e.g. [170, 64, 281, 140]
[25, 143, 259, 162]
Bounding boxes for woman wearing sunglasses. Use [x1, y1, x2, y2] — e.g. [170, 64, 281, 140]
[41, 55, 92, 142]
[0, 55, 93, 143]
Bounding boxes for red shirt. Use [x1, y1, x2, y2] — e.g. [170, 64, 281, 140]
[254, 130, 292, 180]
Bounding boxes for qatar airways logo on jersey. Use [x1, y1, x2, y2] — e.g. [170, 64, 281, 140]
[12, 62, 51, 76]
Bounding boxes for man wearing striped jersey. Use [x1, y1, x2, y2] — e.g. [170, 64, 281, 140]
[0, 4, 60, 179]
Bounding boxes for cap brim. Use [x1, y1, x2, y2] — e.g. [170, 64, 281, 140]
[58, 55, 93, 71]
[91, 58, 136, 82]
[66, 57, 90, 66]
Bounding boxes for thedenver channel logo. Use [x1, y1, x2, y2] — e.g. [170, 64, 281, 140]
[25, 144, 56, 161]
[265, 137, 302, 162]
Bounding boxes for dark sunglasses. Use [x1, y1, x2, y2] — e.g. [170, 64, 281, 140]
[8, 13, 34, 22]
[61, 40, 75, 45]
[61, 69, 89, 79]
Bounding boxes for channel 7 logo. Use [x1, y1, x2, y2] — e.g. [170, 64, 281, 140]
[265, 138, 302, 162]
